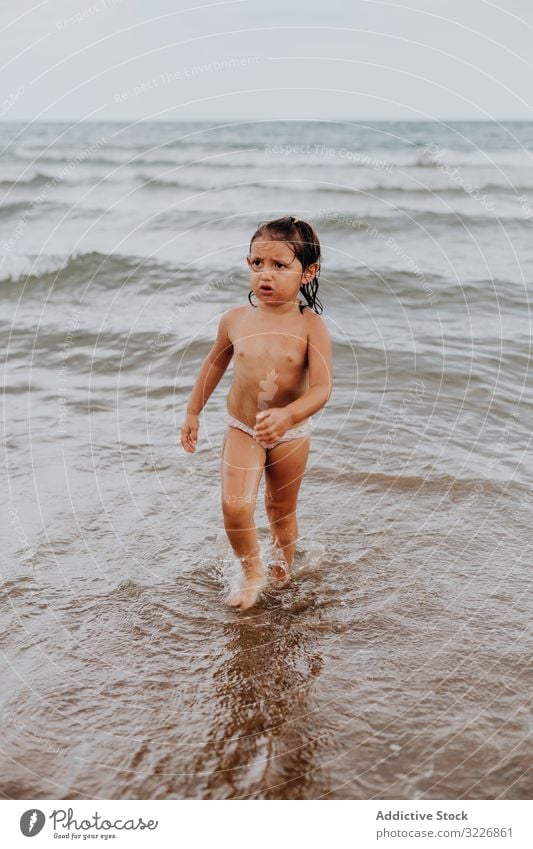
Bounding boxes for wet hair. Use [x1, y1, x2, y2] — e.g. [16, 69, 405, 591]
[247, 215, 323, 314]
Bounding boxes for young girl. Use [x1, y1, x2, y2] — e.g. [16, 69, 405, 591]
[181, 216, 333, 611]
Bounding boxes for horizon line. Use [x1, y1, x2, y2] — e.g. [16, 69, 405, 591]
[1, 117, 533, 124]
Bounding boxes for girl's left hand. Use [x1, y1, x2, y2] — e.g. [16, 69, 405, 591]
[255, 408, 292, 444]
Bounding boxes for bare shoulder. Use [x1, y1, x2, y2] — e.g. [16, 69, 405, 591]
[303, 308, 330, 337]
[221, 305, 247, 339]
[223, 305, 248, 320]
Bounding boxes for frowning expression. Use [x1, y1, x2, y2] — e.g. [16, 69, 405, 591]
[247, 239, 316, 308]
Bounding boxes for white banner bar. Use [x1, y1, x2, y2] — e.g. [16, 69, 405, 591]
[2, 799, 531, 848]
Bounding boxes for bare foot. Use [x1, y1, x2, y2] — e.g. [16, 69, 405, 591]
[268, 540, 292, 581]
[271, 561, 290, 581]
[226, 571, 267, 611]
[239, 572, 267, 610]
[226, 589, 244, 607]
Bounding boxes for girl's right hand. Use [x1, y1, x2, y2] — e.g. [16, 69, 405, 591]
[181, 413, 199, 453]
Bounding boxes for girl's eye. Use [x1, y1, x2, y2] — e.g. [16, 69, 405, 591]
[250, 259, 285, 268]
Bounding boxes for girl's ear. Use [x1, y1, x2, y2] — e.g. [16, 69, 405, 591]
[303, 262, 319, 283]
[246, 255, 253, 269]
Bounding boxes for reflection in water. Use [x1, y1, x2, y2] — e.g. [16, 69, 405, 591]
[188, 605, 324, 799]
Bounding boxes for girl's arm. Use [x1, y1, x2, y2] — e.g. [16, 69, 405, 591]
[285, 313, 333, 425]
[186, 312, 233, 414]
[181, 312, 233, 452]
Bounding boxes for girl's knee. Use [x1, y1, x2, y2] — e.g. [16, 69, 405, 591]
[266, 500, 296, 524]
[222, 494, 256, 526]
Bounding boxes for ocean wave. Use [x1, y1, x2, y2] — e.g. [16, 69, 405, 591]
[369, 182, 533, 195]
[316, 208, 531, 231]
[136, 178, 533, 206]
[322, 467, 522, 498]
[99, 145, 533, 172]
[134, 173, 533, 206]
[0, 200, 35, 220]
[137, 174, 209, 192]
[21, 144, 532, 169]
[0, 252, 72, 284]
[0, 172, 55, 190]
[0, 250, 182, 288]
[410, 146, 533, 169]
[322, 269, 529, 306]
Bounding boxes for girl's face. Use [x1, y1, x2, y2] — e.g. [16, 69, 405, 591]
[247, 239, 317, 308]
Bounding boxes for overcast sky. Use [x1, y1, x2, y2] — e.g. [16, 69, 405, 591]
[1, 0, 533, 122]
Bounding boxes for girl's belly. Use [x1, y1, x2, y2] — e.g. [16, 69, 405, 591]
[227, 371, 309, 428]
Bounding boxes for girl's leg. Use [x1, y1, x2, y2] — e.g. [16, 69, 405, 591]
[220, 426, 267, 609]
[264, 436, 310, 577]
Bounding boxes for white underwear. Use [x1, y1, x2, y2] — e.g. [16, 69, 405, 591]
[224, 411, 313, 449]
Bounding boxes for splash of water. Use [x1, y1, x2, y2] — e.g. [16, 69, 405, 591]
[215, 530, 326, 593]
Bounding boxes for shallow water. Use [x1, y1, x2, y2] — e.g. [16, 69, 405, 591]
[1, 120, 533, 799]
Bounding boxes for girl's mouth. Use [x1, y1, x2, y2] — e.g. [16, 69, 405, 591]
[259, 285, 274, 294]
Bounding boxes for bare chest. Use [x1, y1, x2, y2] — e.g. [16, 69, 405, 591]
[231, 318, 308, 370]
